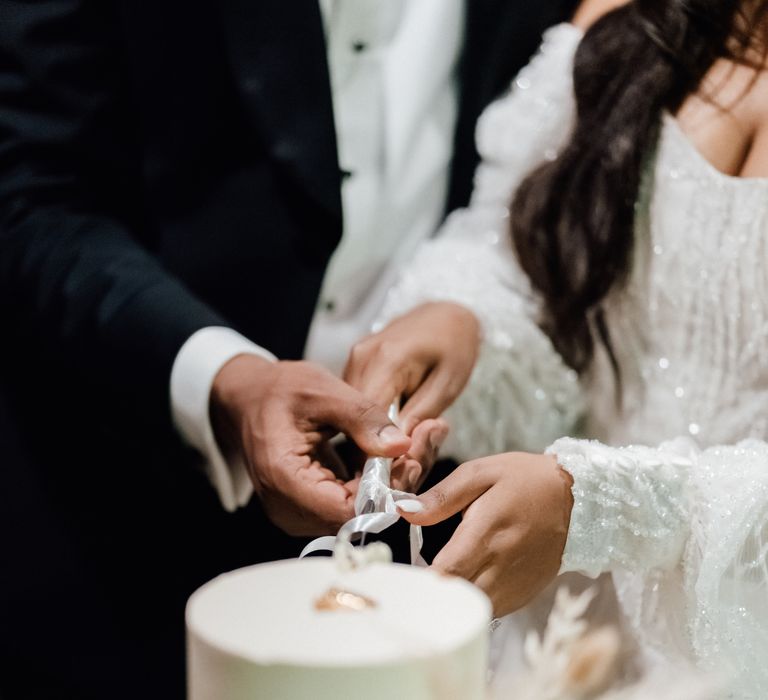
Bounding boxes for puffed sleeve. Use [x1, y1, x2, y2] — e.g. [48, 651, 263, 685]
[378, 24, 585, 460]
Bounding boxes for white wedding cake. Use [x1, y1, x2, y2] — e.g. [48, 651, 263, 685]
[187, 558, 491, 700]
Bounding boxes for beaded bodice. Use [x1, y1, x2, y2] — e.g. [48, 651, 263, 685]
[592, 113, 768, 449]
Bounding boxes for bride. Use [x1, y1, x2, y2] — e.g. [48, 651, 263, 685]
[344, 0, 768, 694]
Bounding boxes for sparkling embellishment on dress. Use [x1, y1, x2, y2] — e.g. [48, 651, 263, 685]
[378, 23, 768, 696]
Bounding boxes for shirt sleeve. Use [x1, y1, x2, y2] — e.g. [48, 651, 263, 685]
[170, 327, 277, 511]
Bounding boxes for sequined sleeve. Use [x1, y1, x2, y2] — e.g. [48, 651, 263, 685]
[551, 436, 768, 687]
[549, 437, 695, 578]
[377, 24, 586, 461]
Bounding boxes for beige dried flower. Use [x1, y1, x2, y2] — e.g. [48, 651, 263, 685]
[564, 626, 621, 697]
[490, 585, 717, 700]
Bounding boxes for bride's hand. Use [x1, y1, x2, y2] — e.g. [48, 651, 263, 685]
[343, 302, 481, 434]
[399, 452, 574, 617]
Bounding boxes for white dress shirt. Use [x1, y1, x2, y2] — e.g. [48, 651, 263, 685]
[170, 0, 464, 510]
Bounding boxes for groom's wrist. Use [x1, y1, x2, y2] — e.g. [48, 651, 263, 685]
[209, 353, 276, 463]
[170, 326, 276, 454]
[170, 327, 277, 510]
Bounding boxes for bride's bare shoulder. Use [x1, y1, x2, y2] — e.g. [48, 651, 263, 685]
[572, 0, 630, 30]
[738, 53, 768, 177]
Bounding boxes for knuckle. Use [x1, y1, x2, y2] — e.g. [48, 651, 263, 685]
[431, 486, 449, 511]
[377, 339, 404, 364]
[349, 341, 369, 363]
[462, 459, 482, 480]
[293, 360, 324, 381]
[432, 553, 461, 578]
[445, 376, 467, 400]
[354, 398, 380, 424]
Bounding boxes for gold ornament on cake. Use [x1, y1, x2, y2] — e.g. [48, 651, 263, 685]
[314, 587, 378, 612]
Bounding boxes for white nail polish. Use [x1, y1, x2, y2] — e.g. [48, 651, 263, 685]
[397, 499, 424, 513]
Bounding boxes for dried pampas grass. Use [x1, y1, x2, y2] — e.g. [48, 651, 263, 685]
[491, 587, 717, 700]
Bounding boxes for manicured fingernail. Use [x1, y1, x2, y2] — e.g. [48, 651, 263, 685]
[396, 499, 424, 513]
[380, 425, 405, 445]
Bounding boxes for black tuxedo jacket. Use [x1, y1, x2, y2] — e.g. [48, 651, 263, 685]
[0, 1, 577, 697]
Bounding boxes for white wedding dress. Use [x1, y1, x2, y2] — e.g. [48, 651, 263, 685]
[379, 23, 768, 698]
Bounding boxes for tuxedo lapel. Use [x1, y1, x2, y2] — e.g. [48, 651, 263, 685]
[218, 0, 341, 218]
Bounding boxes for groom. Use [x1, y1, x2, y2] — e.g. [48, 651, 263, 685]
[0, 1, 577, 698]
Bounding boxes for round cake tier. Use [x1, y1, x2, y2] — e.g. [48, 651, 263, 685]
[187, 559, 490, 700]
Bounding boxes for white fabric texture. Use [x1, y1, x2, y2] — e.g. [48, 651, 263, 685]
[378, 23, 585, 460]
[381, 23, 768, 697]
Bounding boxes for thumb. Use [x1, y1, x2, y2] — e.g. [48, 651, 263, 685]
[400, 367, 459, 434]
[397, 460, 494, 526]
[328, 388, 410, 458]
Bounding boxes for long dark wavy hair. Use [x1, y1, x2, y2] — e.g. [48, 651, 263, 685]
[511, 0, 768, 376]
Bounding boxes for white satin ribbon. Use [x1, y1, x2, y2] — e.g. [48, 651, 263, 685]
[300, 401, 426, 567]
[299, 501, 426, 567]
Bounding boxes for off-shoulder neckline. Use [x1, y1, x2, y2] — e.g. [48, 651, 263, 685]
[662, 113, 768, 186]
[548, 22, 768, 186]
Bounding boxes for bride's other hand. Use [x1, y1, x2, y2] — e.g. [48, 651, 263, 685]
[343, 302, 481, 434]
[400, 453, 574, 617]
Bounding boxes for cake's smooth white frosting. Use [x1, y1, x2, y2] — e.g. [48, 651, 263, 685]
[186, 559, 490, 700]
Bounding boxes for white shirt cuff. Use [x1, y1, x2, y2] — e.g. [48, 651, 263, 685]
[170, 326, 277, 511]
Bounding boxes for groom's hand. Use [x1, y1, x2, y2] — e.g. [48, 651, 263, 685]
[210, 354, 411, 536]
[399, 452, 574, 617]
[344, 302, 481, 434]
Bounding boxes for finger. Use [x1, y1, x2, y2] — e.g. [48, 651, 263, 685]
[292, 461, 356, 527]
[314, 441, 349, 480]
[342, 344, 388, 398]
[343, 339, 399, 399]
[263, 464, 355, 536]
[262, 427, 356, 527]
[346, 354, 423, 414]
[343, 473, 361, 497]
[410, 418, 449, 461]
[247, 400, 357, 534]
[356, 361, 409, 410]
[391, 418, 449, 491]
[397, 459, 496, 526]
[400, 367, 463, 434]
[342, 341, 374, 391]
[389, 455, 411, 491]
[321, 384, 411, 458]
[430, 516, 489, 581]
[390, 456, 422, 492]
